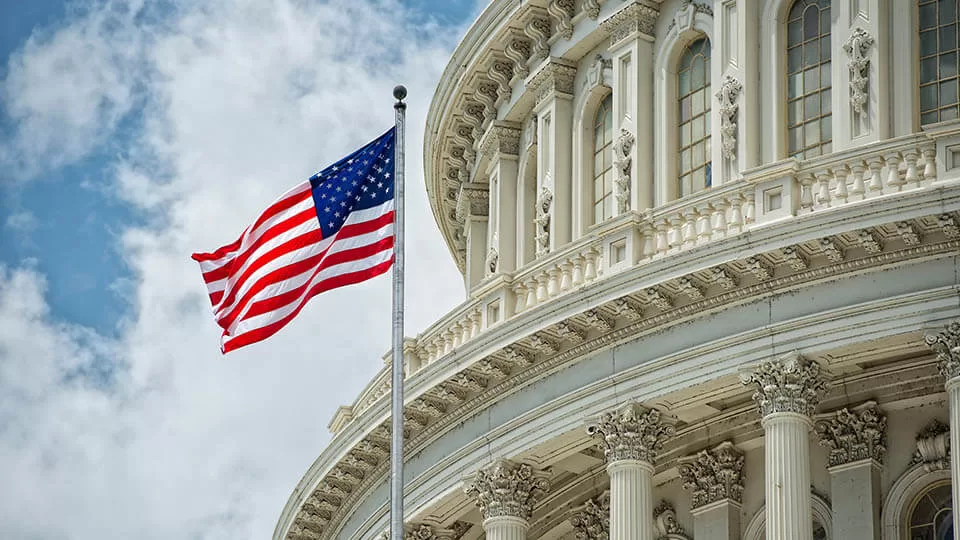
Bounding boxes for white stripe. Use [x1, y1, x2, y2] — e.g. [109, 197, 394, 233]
[222, 247, 394, 342]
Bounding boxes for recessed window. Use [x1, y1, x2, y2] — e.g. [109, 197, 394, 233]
[907, 481, 953, 539]
[786, 0, 832, 159]
[920, 0, 960, 125]
[764, 187, 783, 212]
[678, 37, 712, 198]
[487, 300, 501, 326]
[593, 95, 614, 225]
[612, 239, 627, 263]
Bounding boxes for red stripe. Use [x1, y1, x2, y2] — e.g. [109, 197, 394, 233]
[209, 290, 224, 306]
[238, 236, 394, 321]
[221, 257, 394, 353]
[214, 211, 394, 320]
[191, 235, 243, 263]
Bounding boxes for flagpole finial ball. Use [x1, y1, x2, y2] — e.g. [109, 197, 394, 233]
[393, 85, 407, 101]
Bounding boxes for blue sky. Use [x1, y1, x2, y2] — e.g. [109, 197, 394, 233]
[0, 0, 477, 538]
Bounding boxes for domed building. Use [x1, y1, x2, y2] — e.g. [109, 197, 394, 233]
[276, 1, 960, 539]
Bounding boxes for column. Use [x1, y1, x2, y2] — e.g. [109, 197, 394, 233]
[740, 352, 828, 540]
[528, 60, 576, 252]
[678, 441, 744, 540]
[479, 122, 521, 274]
[601, 1, 657, 208]
[464, 459, 550, 540]
[457, 183, 489, 289]
[814, 401, 886, 540]
[925, 322, 960, 535]
[587, 402, 676, 540]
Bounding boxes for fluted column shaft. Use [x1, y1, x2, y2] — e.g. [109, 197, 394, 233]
[483, 516, 528, 540]
[608, 460, 655, 540]
[762, 412, 813, 540]
[948, 378, 960, 535]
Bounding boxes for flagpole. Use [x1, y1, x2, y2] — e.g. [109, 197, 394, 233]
[390, 85, 407, 540]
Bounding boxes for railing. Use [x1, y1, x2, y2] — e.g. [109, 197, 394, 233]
[331, 130, 950, 434]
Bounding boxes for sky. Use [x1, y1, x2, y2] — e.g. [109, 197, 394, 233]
[0, 0, 479, 538]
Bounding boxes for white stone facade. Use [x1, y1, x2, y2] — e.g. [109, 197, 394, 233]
[277, 1, 960, 539]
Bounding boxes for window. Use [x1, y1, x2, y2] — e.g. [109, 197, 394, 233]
[592, 94, 614, 225]
[908, 481, 954, 539]
[786, 0, 832, 159]
[920, 0, 960, 125]
[678, 37, 712, 198]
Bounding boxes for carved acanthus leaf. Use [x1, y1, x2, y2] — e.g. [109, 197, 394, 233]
[739, 352, 828, 417]
[678, 441, 744, 509]
[815, 401, 886, 467]
[569, 491, 610, 540]
[465, 459, 550, 520]
[586, 402, 676, 464]
[547, 0, 575, 40]
[601, 1, 659, 44]
[925, 321, 960, 381]
[654, 501, 689, 539]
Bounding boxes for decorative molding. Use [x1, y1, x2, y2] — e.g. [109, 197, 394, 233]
[716, 76, 742, 161]
[585, 54, 613, 91]
[843, 28, 874, 116]
[896, 221, 922, 246]
[535, 186, 554, 257]
[814, 401, 886, 467]
[746, 256, 772, 281]
[586, 402, 676, 464]
[819, 238, 845, 262]
[547, 0, 575, 40]
[487, 57, 514, 107]
[528, 60, 577, 105]
[912, 420, 950, 471]
[524, 16, 552, 65]
[479, 122, 521, 157]
[739, 352, 828, 418]
[601, 1, 659, 45]
[486, 246, 499, 277]
[404, 524, 457, 540]
[613, 129, 635, 214]
[568, 491, 610, 539]
[669, 1, 713, 34]
[781, 245, 808, 271]
[924, 321, 960, 381]
[582, 0, 601, 20]
[505, 36, 532, 81]
[678, 441, 745, 509]
[654, 501, 689, 540]
[464, 459, 550, 521]
[455, 183, 489, 223]
[712, 267, 738, 289]
[858, 230, 882, 253]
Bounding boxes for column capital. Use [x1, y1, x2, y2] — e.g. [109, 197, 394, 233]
[479, 121, 521, 160]
[526, 58, 576, 107]
[464, 459, 549, 521]
[739, 352, 829, 418]
[600, 0, 659, 46]
[404, 524, 457, 540]
[678, 441, 745, 509]
[455, 183, 489, 223]
[567, 491, 609, 540]
[586, 402, 676, 465]
[814, 401, 886, 467]
[925, 321, 960, 382]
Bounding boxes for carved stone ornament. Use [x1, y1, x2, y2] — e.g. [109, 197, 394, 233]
[654, 501, 689, 540]
[739, 352, 829, 418]
[505, 37, 532, 81]
[404, 524, 457, 540]
[912, 420, 950, 472]
[843, 27, 874, 116]
[568, 491, 610, 540]
[716, 75, 742, 161]
[613, 129, 635, 214]
[464, 459, 550, 521]
[585, 55, 613, 91]
[678, 441, 745, 509]
[668, 1, 714, 33]
[601, 1, 659, 44]
[924, 321, 960, 381]
[524, 16, 551, 64]
[479, 123, 521, 158]
[583, 0, 601, 20]
[528, 60, 577, 105]
[455, 183, 489, 224]
[486, 247, 499, 276]
[586, 402, 676, 464]
[814, 401, 887, 467]
[548, 0, 575, 40]
[535, 185, 553, 257]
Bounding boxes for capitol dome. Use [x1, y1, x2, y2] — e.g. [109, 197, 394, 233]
[276, 1, 960, 539]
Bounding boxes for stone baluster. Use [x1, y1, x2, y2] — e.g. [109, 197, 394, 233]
[524, 277, 537, 309]
[451, 324, 463, 348]
[655, 219, 670, 255]
[584, 248, 599, 281]
[924, 322, 960, 536]
[743, 191, 756, 224]
[696, 204, 713, 244]
[798, 173, 815, 210]
[587, 402, 676, 540]
[547, 267, 560, 297]
[535, 272, 548, 303]
[922, 146, 937, 181]
[668, 215, 683, 250]
[713, 200, 728, 237]
[849, 162, 866, 198]
[815, 170, 832, 207]
[814, 401, 886, 540]
[740, 353, 828, 540]
[884, 151, 903, 190]
[678, 441, 745, 540]
[903, 149, 920, 187]
[470, 311, 482, 339]
[727, 195, 744, 233]
[571, 254, 585, 285]
[559, 261, 573, 291]
[514, 282, 528, 313]
[866, 156, 884, 192]
[465, 459, 550, 540]
[682, 210, 697, 247]
[833, 166, 848, 203]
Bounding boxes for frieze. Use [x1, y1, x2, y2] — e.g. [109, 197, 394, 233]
[479, 122, 521, 157]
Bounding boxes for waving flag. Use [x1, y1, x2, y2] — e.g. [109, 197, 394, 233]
[192, 128, 396, 353]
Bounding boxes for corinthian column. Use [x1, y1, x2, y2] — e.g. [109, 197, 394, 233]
[587, 402, 676, 540]
[925, 322, 960, 536]
[464, 459, 550, 540]
[678, 441, 744, 540]
[740, 352, 828, 540]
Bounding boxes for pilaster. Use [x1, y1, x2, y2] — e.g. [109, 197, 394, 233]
[678, 441, 744, 540]
[740, 352, 828, 540]
[480, 122, 521, 274]
[464, 459, 549, 540]
[457, 183, 489, 289]
[814, 401, 886, 540]
[924, 321, 960, 536]
[568, 491, 610, 539]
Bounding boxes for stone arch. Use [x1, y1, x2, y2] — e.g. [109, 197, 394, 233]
[743, 492, 833, 540]
[572, 55, 613, 238]
[881, 463, 952, 540]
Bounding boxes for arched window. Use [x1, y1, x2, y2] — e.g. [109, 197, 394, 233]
[592, 94, 614, 225]
[786, 0, 832, 159]
[907, 481, 953, 539]
[920, 0, 960, 125]
[678, 37, 711, 198]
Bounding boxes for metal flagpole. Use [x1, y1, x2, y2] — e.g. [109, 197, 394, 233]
[390, 85, 407, 540]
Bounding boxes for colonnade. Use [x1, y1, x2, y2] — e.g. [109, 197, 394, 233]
[431, 322, 960, 540]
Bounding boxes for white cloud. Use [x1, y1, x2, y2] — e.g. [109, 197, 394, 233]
[4, 209, 37, 232]
[0, 0, 467, 538]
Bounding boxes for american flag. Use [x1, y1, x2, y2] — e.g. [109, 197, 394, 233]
[192, 128, 396, 353]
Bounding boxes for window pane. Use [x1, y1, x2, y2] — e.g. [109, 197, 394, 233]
[681, 96, 692, 121]
[789, 126, 803, 152]
[820, 63, 831, 87]
[805, 119, 820, 147]
[942, 52, 958, 79]
[804, 67, 819, 94]
[941, 25, 957, 53]
[693, 168, 706, 191]
[692, 115, 705, 139]
[803, 6, 820, 40]
[805, 144, 821, 158]
[821, 88, 832, 114]
[820, 36, 831, 62]
[940, 0, 957, 22]
[788, 99, 801, 124]
[788, 46, 802, 73]
[820, 5, 830, 32]
[804, 41, 820, 66]
[693, 89, 704, 116]
[594, 177, 603, 200]
[943, 106, 960, 121]
[692, 142, 704, 167]
[921, 30, 938, 58]
[789, 72, 803, 99]
[922, 110, 940, 124]
[681, 149, 691, 172]
[921, 3, 937, 30]
[804, 93, 820, 119]
[705, 115, 711, 135]
[681, 122, 691, 146]
[679, 69, 690, 95]
[940, 78, 958, 107]
[922, 57, 939, 82]
[692, 61, 705, 88]
[922, 83, 939, 112]
[821, 117, 832, 141]
[594, 151, 603, 173]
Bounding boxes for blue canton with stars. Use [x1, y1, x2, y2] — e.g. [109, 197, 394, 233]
[309, 127, 395, 238]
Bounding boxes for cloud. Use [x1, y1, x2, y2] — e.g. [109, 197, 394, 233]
[0, 0, 467, 538]
[4, 209, 37, 232]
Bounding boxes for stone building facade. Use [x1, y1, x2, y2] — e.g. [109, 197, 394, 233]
[276, 1, 960, 539]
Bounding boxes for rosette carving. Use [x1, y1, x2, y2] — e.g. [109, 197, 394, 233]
[464, 459, 550, 521]
[925, 321, 960, 381]
[739, 352, 828, 418]
[568, 491, 610, 539]
[814, 401, 886, 467]
[678, 441, 744, 509]
[586, 402, 676, 464]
